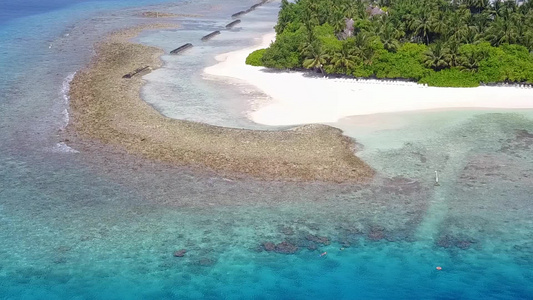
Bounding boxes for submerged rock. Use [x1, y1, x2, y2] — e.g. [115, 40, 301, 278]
[340, 240, 351, 248]
[275, 241, 298, 254]
[368, 226, 385, 241]
[173, 249, 187, 257]
[436, 235, 454, 248]
[262, 242, 276, 252]
[197, 257, 216, 266]
[280, 226, 295, 236]
[436, 234, 476, 250]
[261, 240, 299, 254]
[377, 176, 421, 196]
[307, 243, 318, 251]
[456, 240, 473, 250]
[306, 234, 330, 245]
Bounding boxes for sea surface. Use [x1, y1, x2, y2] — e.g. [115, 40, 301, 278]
[1, 1, 532, 299]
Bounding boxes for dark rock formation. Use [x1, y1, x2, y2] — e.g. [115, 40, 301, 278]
[436, 234, 476, 250]
[201, 31, 221, 41]
[307, 223, 320, 231]
[340, 240, 351, 248]
[122, 66, 151, 78]
[437, 235, 454, 248]
[368, 226, 385, 241]
[306, 234, 330, 245]
[275, 241, 298, 254]
[173, 249, 187, 257]
[197, 257, 217, 266]
[262, 242, 276, 252]
[231, 11, 246, 18]
[262, 241, 299, 254]
[280, 226, 294, 236]
[225, 20, 241, 29]
[456, 240, 473, 250]
[377, 176, 421, 196]
[231, 0, 268, 18]
[170, 43, 193, 54]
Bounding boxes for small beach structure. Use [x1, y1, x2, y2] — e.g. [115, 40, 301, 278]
[201, 31, 221, 41]
[248, 2, 263, 11]
[170, 43, 193, 54]
[337, 18, 355, 39]
[231, 11, 246, 18]
[231, 0, 268, 18]
[226, 19, 241, 29]
[122, 66, 151, 78]
[366, 5, 385, 17]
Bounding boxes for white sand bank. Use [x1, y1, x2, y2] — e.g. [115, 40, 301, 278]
[204, 32, 533, 126]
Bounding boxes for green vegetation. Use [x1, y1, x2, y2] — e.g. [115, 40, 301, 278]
[247, 0, 533, 87]
[245, 49, 267, 66]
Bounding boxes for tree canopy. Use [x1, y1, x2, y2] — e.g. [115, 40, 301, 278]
[248, 0, 533, 87]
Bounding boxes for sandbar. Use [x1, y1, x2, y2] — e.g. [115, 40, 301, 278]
[65, 24, 374, 183]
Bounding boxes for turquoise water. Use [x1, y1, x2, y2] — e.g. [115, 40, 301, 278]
[1, 1, 533, 299]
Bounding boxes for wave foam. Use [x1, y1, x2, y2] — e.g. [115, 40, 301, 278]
[59, 72, 76, 130]
[51, 142, 80, 154]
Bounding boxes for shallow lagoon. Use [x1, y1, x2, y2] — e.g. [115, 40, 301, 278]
[0, 0, 532, 299]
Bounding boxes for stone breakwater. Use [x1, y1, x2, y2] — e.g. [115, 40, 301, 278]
[65, 25, 374, 183]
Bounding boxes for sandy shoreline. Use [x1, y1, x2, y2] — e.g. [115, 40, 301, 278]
[65, 24, 374, 183]
[204, 32, 533, 126]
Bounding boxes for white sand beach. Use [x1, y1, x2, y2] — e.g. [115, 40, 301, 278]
[204, 32, 533, 126]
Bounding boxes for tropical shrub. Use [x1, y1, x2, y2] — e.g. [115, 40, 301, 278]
[245, 49, 266, 66]
[419, 69, 480, 87]
[253, 0, 533, 86]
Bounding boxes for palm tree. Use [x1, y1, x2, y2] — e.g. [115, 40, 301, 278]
[468, 0, 489, 14]
[432, 12, 449, 39]
[497, 0, 517, 20]
[301, 4, 318, 31]
[424, 42, 451, 71]
[491, 0, 504, 15]
[447, 9, 471, 43]
[299, 28, 316, 56]
[520, 31, 533, 52]
[378, 0, 391, 7]
[331, 42, 358, 74]
[302, 41, 330, 75]
[380, 24, 401, 52]
[275, 0, 294, 34]
[519, 0, 533, 14]
[464, 26, 481, 44]
[485, 17, 519, 46]
[458, 50, 481, 72]
[472, 11, 491, 35]
[332, 8, 346, 35]
[352, 33, 375, 64]
[446, 40, 461, 67]
[410, 12, 435, 45]
[353, 0, 367, 19]
[400, 13, 416, 39]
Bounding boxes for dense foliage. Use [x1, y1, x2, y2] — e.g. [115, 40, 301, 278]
[249, 0, 533, 86]
[245, 49, 267, 66]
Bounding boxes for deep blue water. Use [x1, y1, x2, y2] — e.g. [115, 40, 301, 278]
[0, 0, 532, 299]
[0, 0, 87, 24]
[0, 0, 175, 24]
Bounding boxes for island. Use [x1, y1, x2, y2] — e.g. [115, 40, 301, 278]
[247, 0, 533, 87]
